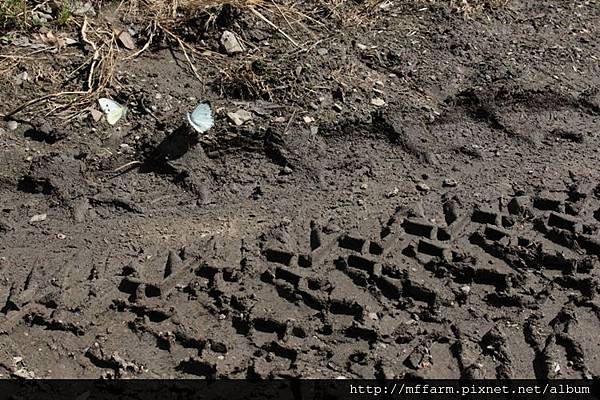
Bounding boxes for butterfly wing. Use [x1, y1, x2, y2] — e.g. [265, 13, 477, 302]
[188, 103, 214, 133]
[98, 98, 126, 125]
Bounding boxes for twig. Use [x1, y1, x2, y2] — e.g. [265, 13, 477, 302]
[270, 0, 296, 33]
[249, 7, 300, 48]
[126, 20, 156, 60]
[81, 16, 100, 92]
[158, 23, 203, 83]
[283, 109, 297, 135]
[112, 160, 143, 174]
[5, 91, 88, 119]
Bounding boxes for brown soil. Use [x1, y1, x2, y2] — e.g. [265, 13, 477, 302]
[0, 0, 599, 379]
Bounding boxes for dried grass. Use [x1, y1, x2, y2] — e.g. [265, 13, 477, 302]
[1, 0, 510, 120]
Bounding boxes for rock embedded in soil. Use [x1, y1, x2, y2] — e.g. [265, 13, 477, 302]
[29, 213, 47, 223]
[416, 183, 430, 192]
[220, 31, 244, 54]
[73, 2, 95, 16]
[118, 31, 136, 50]
[227, 109, 253, 126]
[7, 121, 18, 131]
[371, 98, 386, 107]
[443, 178, 458, 187]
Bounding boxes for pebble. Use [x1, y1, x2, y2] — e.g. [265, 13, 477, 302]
[442, 178, 458, 187]
[220, 31, 244, 54]
[15, 71, 29, 85]
[118, 30, 136, 50]
[30, 213, 47, 223]
[460, 285, 471, 295]
[371, 97, 386, 107]
[310, 126, 319, 135]
[227, 109, 252, 126]
[317, 48, 328, 56]
[416, 183, 430, 192]
[7, 121, 18, 131]
[90, 109, 103, 122]
[57, 233, 66, 239]
[332, 103, 343, 112]
[303, 116, 314, 124]
[73, 2, 96, 16]
[281, 166, 293, 175]
[386, 187, 399, 198]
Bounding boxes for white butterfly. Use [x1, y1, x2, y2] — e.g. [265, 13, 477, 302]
[187, 103, 214, 133]
[98, 98, 127, 125]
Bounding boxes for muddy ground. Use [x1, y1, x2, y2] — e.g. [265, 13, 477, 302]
[0, 0, 599, 379]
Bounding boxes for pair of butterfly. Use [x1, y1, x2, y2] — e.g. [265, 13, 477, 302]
[98, 98, 215, 133]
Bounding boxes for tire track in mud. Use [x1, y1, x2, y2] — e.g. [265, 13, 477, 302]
[3, 181, 598, 378]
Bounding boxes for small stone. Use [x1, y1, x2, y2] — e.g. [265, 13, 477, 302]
[73, 2, 96, 16]
[30, 213, 47, 223]
[220, 31, 244, 54]
[118, 30, 135, 50]
[15, 71, 29, 85]
[302, 116, 314, 124]
[442, 178, 458, 187]
[119, 143, 133, 152]
[371, 98, 386, 107]
[227, 109, 252, 126]
[317, 48, 328, 56]
[12, 368, 35, 379]
[90, 109, 103, 122]
[460, 285, 471, 295]
[57, 233, 66, 239]
[356, 43, 368, 50]
[332, 103, 343, 112]
[416, 183, 430, 192]
[386, 187, 399, 198]
[367, 312, 379, 320]
[281, 166, 293, 175]
[7, 121, 18, 131]
[310, 126, 319, 135]
[33, 11, 52, 23]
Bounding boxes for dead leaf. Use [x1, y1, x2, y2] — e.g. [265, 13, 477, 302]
[37, 31, 66, 49]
